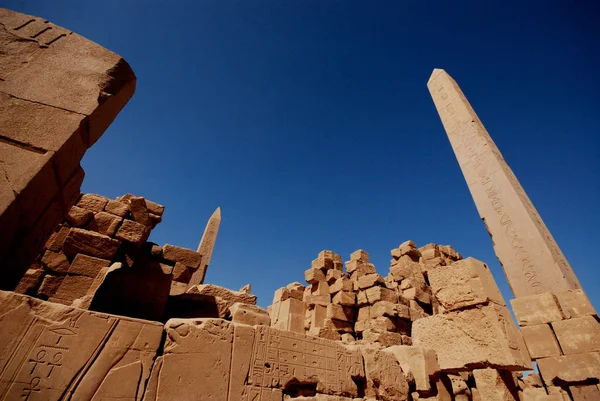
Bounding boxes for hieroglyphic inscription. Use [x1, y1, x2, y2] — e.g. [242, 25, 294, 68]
[243, 386, 282, 401]
[248, 326, 364, 397]
[428, 69, 580, 297]
[11, 17, 71, 47]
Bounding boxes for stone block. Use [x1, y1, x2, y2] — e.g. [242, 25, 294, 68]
[305, 267, 325, 284]
[358, 273, 385, 289]
[370, 301, 400, 318]
[145, 199, 165, 216]
[361, 346, 409, 401]
[52, 274, 94, 303]
[554, 289, 597, 319]
[14, 268, 45, 295]
[521, 388, 562, 401]
[366, 286, 398, 304]
[428, 257, 505, 311]
[37, 274, 64, 298]
[537, 352, 600, 385]
[329, 277, 353, 294]
[312, 256, 334, 271]
[570, 384, 600, 401]
[105, 199, 130, 217]
[326, 269, 343, 284]
[390, 257, 416, 281]
[350, 249, 369, 262]
[187, 284, 257, 314]
[159, 319, 233, 400]
[472, 369, 519, 401]
[323, 317, 353, 333]
[128, 196, 153, 227]
[68, 253, 111, 278]
[310, 280, 330, 296]
[272, 298, 306, 333]
[311, 304, 328, 328]
[66, 205, 94, 227]
[385, 345, 440, 393]
[412, 304, 532, 371]
[114, 219, 149, 245]
[87, 211, 122, 236]
[551, 316, 600, 355]
[45, 226, 70, 252]
[351, 263, 377, 277]
[172, 263, 192, 283]
[77, 193, 109, 213]
[62, 228, 121, 260]
[363, 329, 404, 347]
[163, 244, 202, 268]
[230, 303, 271, 326]
[510, 292, 566, 326]
[521, 323, 562, 359]
[0, 290, 161, 400]
[332, 291, 355, 306]
[326, 304, 354, 322]
[227, 323, 255, 400]
[41, 250, 70, 274]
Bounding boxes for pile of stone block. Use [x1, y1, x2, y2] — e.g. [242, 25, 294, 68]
[512, 290, 600, 399]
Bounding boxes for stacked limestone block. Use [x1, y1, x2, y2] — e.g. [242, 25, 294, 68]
[14, 193, 163, 307]
[511, 290, 600, 400]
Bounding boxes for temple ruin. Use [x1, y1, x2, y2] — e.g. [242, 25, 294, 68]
[0, 7, 598, 401]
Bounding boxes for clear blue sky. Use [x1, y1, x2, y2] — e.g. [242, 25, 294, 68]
[7, 1, 599, 309]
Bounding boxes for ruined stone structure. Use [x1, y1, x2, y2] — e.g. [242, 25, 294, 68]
[0, 8, 136, 290]
[0, 7, 598, 401]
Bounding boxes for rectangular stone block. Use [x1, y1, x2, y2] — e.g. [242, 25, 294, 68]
[62, 227, 121, 260]
[521, 323, 562, 359]
[311, 304, 327, 328]
[569, 384, 600, 401]
[412, 304, 532, 371]
[159, 319, 233, 401]
[305, 267, 326, 284]
[385, 345, 440, 393]
[361, 346, 409, 400]
[472, 369, 519, 401]
[332, 291, 355, 306]
[554, 289, 597, 319]
[428, 257, 505, 311]
[0, 290, 161, 400]
[329, 277, 353, 294]
[551, 316, 600, 355]
[510, 292, 565, 326]
[162, 244, 202, 268]
[366, 286, 398, 304]
[247, 326, 365, 397]
[68, 253, 111, 278]
[537, 352, 600, 385]
[326, 304, 354, 322]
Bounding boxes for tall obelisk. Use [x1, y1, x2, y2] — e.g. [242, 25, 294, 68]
[187, 207, 221, 288]
[427, 69, 581, 298]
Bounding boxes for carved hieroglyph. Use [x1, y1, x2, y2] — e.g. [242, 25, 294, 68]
[0, 290, 162, 401]
[187, 207, 221, 288]
[427, 69, 581, 298]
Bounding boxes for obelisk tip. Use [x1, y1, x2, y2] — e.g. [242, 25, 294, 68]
[213, 206, 221, 219]
[428, 68, 446, 85]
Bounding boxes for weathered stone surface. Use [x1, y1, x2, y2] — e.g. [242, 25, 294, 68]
[115, 219, 150, 245]
[412, 304, 532, 371]
[358, 273, 385, 290]
[157, 319, 233, 401]
[326, 304, 354, 322]
[428, 69, 581, 297]
[271, 298, 306, 333]
[428, 257, 505, 311]
[537, 352, 600, 385]
[62, 227, 121, 259]
[363, 329, 405, 348]
[41, 250, 70, 274]
[87, 211, 122, 236]
[37, 274, 63, 299]
[128, 196, 153, 227]
[551, 316, 600, 355]
[305, 267, 326, 284]
[472, 369, 519, 401]
[521, 323, 562, 359]
[570, 384, 600, 401]
[105, 199, 130, 217]
[332, 291, 356, 306]
[163, 244, 202, 268]
[0, 290, 161, 400]
[385, 345, 440, 394]
[510, 292, 565, 326]
[14, 268, 45, 295]
[366, 286, 398, 304]
[554, 289, 597, 319]
[520, 388, 562, 401]
[66, 205, 94, 227]
[184, 284, 257, 318]
[230, 302, 271, 326]
[68, 253, 111, 278]
[361, 346, 409, 401]
[77, 194, 109, 213]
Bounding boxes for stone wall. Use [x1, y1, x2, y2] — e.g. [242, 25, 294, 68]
[0, 8, 136, 289]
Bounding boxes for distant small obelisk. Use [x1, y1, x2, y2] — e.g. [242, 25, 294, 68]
[427, 69, 581, 298]
[187, 207, 221, 288]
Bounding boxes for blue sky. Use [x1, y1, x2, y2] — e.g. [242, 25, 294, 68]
[6, 1, 599, 309]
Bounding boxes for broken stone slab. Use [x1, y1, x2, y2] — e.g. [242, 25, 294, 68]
[536, 352, 600, 385]
[412, 304, 532, 371]
[427, 257, 506, 311]
[510, 292, 566, 326]
[520, 323, 562, 359]
[229, 302, 271, 326]
[41, 250, 70, 274]
[551, 316, 600, 355]
[0, 290, 161, 400]
[66, 205, 94, 227]
[162, 244, 203, 269]
[86, 211, 122, 236]
[384, 345, 440, 394]
[360, 345, 409, 401]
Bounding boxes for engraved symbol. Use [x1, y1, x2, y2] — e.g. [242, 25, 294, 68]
[28, 350, 47, 374]
[22, 377, 41, 400]
[47, 352, 63, 377]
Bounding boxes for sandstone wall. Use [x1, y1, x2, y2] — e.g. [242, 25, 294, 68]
[0, 8, 136, 289]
